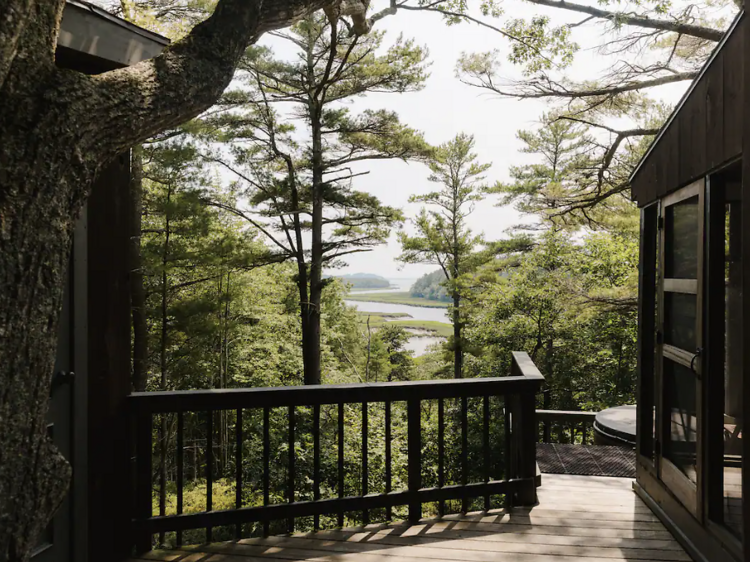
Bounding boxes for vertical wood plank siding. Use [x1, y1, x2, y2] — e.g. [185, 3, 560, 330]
[631, 14, 745, 206]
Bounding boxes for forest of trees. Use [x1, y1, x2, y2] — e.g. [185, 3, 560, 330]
[0, 0, 740, 556]
[410, 270, 450, 302]
[119, 0, 729, 546]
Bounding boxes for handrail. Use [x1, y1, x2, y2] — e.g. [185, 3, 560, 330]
[536, 410, 597, 422]
[129, 352, 544, 553]
[510, 351, 544, 378]
[536, 409, 598, 444]
[129, 372, 544, 413]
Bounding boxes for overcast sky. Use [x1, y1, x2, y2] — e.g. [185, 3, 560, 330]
[255, 0, 695, 280]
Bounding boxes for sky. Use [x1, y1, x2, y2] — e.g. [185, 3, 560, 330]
[255, 0, 693, 280]
[100, 0, 721, 282]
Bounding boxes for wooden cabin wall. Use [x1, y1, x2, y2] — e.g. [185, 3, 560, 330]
[632, 15, 744, 206]
[86, 153, 133, 561]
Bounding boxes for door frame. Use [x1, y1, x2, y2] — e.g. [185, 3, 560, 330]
[655, 178, 704, 518]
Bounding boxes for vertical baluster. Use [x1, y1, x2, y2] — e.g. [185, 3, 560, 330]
[176, 412, 184, 547]
[407, 398, 422, 523]
[235, 408, 243, 539]
[263, 406, 270, 537]
[158, 413, 166, 547]
[461, 396, 468, 514]
[313, 404, 321, 531]
[206, 411, 213, 543]
[503, 397, 512, 511]
[483, 395, 491, 512]
[438, 398, 444, 517]
[385, 401, 392, 521]
[287, 404, 295, 533]
[338, 402, 345, 527]
[362, 402, 369, 525]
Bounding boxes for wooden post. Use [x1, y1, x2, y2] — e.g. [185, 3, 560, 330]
[741, 11, 750, 552]
[512, 391, 538, 505]
[134, 409, 152, 553]
[635, 205, 658, 466]
[87, 153, 134, 559]
[407, 398, 422, 522]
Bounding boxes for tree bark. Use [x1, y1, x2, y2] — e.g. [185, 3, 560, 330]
[453, 292, 463, 379]
[305, 100, 324, 386]
[525, 0, 723, 42]
[0, 1, 333, 558]
[157, 183, 171, 542]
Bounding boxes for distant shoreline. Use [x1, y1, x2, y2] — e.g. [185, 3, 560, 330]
[345, 292, 449, 309]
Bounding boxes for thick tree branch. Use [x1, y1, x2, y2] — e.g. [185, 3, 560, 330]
[525, 0, 724, 42]
[465, 70, 698, 99]
[87, 0, 338, 161]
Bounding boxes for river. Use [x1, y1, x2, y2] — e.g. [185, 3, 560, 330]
[344, 278, 449, 356]
[345, 299, 449, 323]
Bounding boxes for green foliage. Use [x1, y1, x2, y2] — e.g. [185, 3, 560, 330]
[489, 113, 640, 232]
[399, 133, 488, 276]
[466, 231, 638, 410]
[504, 16, 578, 74]
[410, 269, 450, 302]
[335, 273, 390, 290]
[399, 133, 493, 376]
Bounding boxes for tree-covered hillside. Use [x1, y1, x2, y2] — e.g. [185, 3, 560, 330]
[410, 270, 450, 302]
[333, 273, 391, 290]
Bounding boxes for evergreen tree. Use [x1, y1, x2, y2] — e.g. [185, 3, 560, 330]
[488, 113, 654, 230]
[466, 231, 638, 409]
[399, 133, 488, 379]
[207, 14, 431, 384]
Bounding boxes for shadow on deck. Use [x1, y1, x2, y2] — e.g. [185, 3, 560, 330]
[131, 474, 689, 562]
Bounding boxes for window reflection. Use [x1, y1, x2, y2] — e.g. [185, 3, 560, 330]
[664, 359, 698, 483]
[664, 293, 696, 352]
[665, 198, 699, 279]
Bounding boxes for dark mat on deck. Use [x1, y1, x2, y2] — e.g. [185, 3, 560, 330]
[537, 444, 636, 478]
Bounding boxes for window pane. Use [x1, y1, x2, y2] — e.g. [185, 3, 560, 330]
[665, 197, 699, 279]
[664, 359, 697, 483]
[664, 293, 696, 352]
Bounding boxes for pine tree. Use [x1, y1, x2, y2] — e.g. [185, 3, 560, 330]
[206, 13, 431, 384]
[399, 133, 488, 379]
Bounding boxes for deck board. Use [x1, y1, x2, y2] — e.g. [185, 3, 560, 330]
[129, 474, 690, 562]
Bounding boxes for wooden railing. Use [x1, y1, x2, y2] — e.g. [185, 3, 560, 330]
[130, 351, 544, 552]
[536, 410, 598, 444]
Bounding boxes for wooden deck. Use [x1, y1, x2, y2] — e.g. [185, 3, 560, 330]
[131, 474, 691, 562]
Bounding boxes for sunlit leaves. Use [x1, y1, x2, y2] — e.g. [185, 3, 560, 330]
[504, 17, 577, 74]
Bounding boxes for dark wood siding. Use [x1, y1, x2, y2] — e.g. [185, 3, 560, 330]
[87, 154, 133, 561]
[631, 14, 744, 206]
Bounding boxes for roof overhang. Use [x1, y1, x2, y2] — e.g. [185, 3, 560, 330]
[629, 10, 744, 188]
[57, 0, 169, 71]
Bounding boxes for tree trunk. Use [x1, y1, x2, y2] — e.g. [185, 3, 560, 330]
[158, 184, 171, 543]
[304, 93, 324, 386]
[0, 202, 74, 559]
[453, 292, 463, 379]
[130, 146, 148, 392]
[0, 1, 333, 557]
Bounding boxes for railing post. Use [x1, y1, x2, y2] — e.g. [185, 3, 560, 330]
[134, 407, 152, 553]
[407, 398, 421, 522]
[512, 390, 538, 505]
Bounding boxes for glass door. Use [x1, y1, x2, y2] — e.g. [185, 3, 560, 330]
[656, 179, 704, 516]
